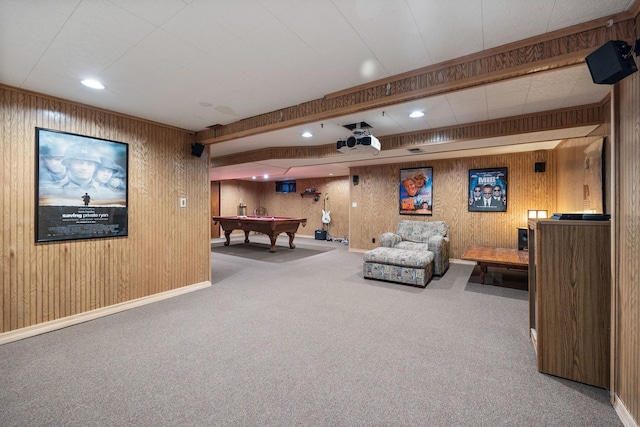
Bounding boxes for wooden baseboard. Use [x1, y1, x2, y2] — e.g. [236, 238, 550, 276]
[614, 395, 638, 427]
[0, 281, 211, 346]
[452, 258, 475, 265]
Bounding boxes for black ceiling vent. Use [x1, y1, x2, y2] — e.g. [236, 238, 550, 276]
[407, 147, 424, 154]
[342, 121, 372, 131]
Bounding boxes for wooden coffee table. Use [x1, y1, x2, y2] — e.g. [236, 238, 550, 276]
[461, 245, 529, 284]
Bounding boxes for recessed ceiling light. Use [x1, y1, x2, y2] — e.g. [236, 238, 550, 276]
[263, 174, 269, 179]
[409, 111, 425, 118]
[81, 79, 105, 90]
[252, 176, 257, 180]
[301, 131, 313, 138]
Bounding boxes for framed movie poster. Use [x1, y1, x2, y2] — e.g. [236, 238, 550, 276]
[468, 168, 507, 212]
[35, 127, 128, 242]
[399, 167, 433, 215]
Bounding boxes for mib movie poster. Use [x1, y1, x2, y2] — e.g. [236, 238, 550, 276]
[468, 168, 507, 212]
[36, 128, 128, 242]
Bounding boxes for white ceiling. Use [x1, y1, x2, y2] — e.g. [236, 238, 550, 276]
[1, 0, 633, 181]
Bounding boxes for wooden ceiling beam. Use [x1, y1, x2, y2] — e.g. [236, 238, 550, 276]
[210, 103, 604, 167]
[197, 13, 633, 146]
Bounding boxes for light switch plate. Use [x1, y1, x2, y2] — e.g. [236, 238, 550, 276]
[180, 198, 187, 207]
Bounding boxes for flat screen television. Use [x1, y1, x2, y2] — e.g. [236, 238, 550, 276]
[275, 181, 296, 193]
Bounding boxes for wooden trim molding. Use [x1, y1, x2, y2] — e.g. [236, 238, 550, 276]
[210, 103, 604, 167]
[0, 281, 211, 346]
[197, 15, 634, 145]
[614, 397, 638, 427]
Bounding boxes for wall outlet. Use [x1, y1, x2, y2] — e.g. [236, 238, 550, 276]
[372, 237, 375, 243]
[180, 197, 187, 207]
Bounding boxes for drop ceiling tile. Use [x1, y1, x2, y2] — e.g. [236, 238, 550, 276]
[20, 65, 84, 102]
[110, 0, 187, 27]
[301, 67, 356, 96]
[369, 36, 432, 76]
[71, 0, 155, 44]
[189, 0, 271, 35]
[486, 101, 528, 119]
[408, 0, 483, 63]
[525, 67, 591, 106]
[485, 76, 532, 97]
[421, 97, 458, 128]
[0, 1, 76, 86]
[333, 0, 407, 24]
[522, 98, 568, 115]
[160, 6, 240, 57]
[258, 0, 313, 16]
[37, 25, 136, 78]
[446, 86, 487, 104]
[134, 28, 206, 69]
[275, 0, 346, 45]
[351, 5, 432, 74]
[485, 78, 531, 118]
[481, 0, 555, 49]
[452, 108, 489, 124]
[561, 90, 611, 108]
[237, 20, 310, 63]
[547, 0, 632, 32]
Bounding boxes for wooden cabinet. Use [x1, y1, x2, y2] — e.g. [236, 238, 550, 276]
[528, 219, 611, 389]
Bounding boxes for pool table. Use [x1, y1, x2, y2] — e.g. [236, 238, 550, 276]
[212, 215, 307, 252]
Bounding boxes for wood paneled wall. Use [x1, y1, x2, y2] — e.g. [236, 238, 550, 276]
[210, 180, 220, 237]
[556, 136, 606, 213]
[218, 179, 262, 218]
[350, 151, 554, 257]
[0, 86, 211, 334]
[614, 58, 640, 423]
[218, 151, 555, 259]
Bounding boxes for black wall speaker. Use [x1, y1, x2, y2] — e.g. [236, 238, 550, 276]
[191, 143, 205, 157]
[585, 40, 638, 85]
[352, 175, 359, 185]
[517, 228, 528, 251]
[534, 162, 546, 173]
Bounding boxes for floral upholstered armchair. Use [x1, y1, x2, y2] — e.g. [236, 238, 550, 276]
[380, 220, 450, 276]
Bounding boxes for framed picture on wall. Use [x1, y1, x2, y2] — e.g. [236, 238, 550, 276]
[35, 127, 128, 242]
[399, 167, 433, 215]
[468, 168, 507, 212]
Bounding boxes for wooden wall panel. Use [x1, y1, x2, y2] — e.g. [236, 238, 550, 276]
[215, 150, 587, 261]
[210, 181, 220, 238]
[350, 151, 555, 258]
[217, 180, 261, 238]
[615, 61, 640, 422]
[219, 180, 261, 219]
[0, 86, 210, 334]
[349, 165, 400, 250]
[556, 136, 606, 214]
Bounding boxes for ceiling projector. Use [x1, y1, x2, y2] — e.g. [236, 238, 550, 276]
[336, 129, 381, 154]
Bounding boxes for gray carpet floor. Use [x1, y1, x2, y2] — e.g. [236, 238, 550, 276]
[0, 236, 622, 426]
